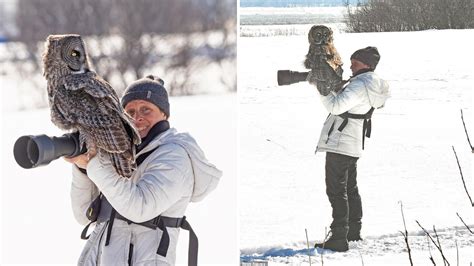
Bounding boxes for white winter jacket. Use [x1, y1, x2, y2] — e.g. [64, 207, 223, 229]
[70, 128, 222, 265]
[315, 71, 390, 158]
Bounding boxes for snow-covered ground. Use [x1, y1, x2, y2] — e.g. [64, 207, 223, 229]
[0, 93, 238, 265]
[239, 29, 474, 265]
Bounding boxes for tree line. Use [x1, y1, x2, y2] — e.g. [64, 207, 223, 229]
[345, 0, 473, 32]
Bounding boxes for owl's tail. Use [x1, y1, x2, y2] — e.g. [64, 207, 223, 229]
[109, 151, 136, 178]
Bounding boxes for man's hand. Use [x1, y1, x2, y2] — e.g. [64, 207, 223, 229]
[333, 80, 348, 93]
[64, 151, 96, 169]
[316, 83, 332, 96]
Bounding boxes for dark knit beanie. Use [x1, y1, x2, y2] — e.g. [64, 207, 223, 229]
[350, 46, 380, 70]
[121, 75, 170, 118]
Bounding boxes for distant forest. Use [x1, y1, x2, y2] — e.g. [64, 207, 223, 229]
[241, 0, 473, 31]
[346, 0, 473, 32]
[240, 0, 366, 7]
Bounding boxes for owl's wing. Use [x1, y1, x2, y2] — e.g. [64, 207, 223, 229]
[64, 73, 141, 146]
[50, 93, 75, 130]
[64, 72, 120, 104]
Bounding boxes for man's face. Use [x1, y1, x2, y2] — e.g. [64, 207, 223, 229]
[124, 100, 167, 138]
[350, 59, 370, 75]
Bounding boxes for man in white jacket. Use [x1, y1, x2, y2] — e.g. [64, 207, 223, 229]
[66, 75, 222, 265]
[314, 47, 390, 252]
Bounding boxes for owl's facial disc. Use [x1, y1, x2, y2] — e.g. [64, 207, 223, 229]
[60, 37, 87, 73]
[314, 32, 323, 44]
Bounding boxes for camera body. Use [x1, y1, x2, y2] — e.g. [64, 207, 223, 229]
[14, 132, 86, 169]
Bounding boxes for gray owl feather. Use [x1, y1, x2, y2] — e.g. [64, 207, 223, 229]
[42, 34, 141, 178]
[304, 25, 344, 96]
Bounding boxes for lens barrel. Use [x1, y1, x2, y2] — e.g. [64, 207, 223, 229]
[13, 133, 84, 169]
[277, 70, 309, 86]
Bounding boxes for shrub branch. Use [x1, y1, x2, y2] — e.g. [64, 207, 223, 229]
[416, 221, 450, 266]
[456, 212, 474, 234]
[460, 109, 474, 153]
[452, 146, 474, 207]
[426, 234, 436, 265]
[432, 226, 446, 266]
[399, 202, 413, 266]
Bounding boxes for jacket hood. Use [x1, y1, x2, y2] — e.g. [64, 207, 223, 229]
[356, 72, 390, 109]
[137, 128, 222, 202]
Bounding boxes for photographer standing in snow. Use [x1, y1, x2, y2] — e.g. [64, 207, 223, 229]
[314, 47, 390, 252]
[65, 75, 222, 265]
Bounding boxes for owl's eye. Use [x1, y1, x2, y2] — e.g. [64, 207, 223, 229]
[71, 50, 80, 57]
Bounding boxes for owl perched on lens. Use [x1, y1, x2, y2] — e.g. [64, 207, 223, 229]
[42, 34, 140, 178]
[304, 25, 344, 96]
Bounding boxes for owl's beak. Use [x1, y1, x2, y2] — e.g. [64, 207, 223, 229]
[69, 65, 86, 74]
[68, 65, 79, 72]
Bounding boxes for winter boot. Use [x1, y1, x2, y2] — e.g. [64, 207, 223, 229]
[314, 227, 349, 252]
[347, 223, 362, 242]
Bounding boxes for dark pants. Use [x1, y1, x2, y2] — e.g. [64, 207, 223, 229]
[325, 152, 362, 230]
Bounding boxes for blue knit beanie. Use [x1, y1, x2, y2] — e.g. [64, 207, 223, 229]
[121, 75, 170, 118]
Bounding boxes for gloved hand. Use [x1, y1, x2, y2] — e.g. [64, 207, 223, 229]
[316, 82, 332, 96]
[333, 80, 348, 93]
[307, 71, 332, 96]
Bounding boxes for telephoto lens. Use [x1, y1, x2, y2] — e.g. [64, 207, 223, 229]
[277, 70, 309, 86]
[13, 132, 85, 169]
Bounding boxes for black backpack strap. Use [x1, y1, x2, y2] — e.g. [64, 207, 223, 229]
[156, 218, 170, 257]
[335, 107, 375, 149]
[325, 120, 336, 144]
[104, 208, 116, 246]
[337, 107, 374, 131]
[136, 147, 159, 166]
[155, 216, 198, 266]
[100, 205, 198, 266]
[80, 221, 94, 240]
[362, 107, 375, 149]
[181, 218, 199, 266]
[80, 192, 103, 239]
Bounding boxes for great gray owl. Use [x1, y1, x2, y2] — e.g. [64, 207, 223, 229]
[304, 25, 344, 96]
[42, 34, 141, 178]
